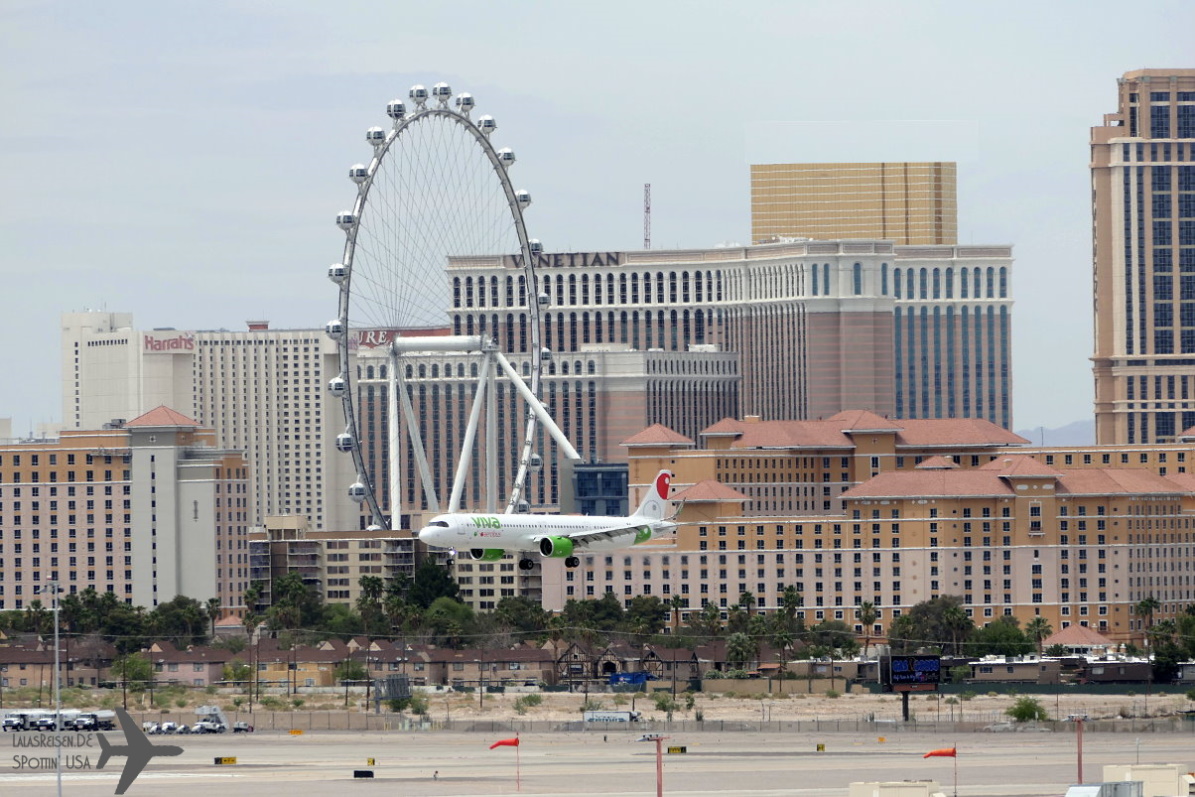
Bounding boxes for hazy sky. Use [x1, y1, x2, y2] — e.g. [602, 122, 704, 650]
[3, 0, 1193, 436]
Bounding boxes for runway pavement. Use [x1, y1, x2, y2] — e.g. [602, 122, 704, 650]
[4, 727, 1190, 796]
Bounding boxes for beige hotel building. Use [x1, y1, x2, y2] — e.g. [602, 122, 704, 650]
[0, 407, 248, 611]
[537, 412, 1195, 644]
[1093, 69, 1195, 444]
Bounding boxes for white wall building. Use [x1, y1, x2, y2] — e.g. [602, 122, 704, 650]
[63, 314, 357, 532]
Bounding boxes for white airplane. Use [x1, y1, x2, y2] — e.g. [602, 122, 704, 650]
[418, 470, 677, 569]
[97, 707, 183, 795]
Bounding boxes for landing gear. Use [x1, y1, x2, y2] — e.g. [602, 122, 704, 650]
[518, 558, 536, 571]
[564, 556, 580, 569]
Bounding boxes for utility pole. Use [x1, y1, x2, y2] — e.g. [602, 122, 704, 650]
[41, 581, 64, 797]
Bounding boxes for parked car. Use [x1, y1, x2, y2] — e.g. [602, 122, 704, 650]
[192, 720, 226, 734]
[232, 721, 253, 733]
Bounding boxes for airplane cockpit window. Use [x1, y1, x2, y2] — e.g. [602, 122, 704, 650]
[429, 520, 450, 528]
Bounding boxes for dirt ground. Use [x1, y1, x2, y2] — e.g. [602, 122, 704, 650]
[412, 687, 1188, 726]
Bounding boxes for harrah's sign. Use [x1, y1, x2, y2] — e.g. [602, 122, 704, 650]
[143, 333, 195, 353]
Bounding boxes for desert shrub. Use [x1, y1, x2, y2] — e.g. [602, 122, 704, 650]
[1006, 696, 1049, 723]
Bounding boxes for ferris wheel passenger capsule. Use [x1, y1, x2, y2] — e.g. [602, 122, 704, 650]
[325, 319, 345, 340]
[528, 239, 542, 254]
[515, 189, 531, 208]
[540, 347, 552, 362]
[328, 264, 347, 284]
[328, 376, 347, 397]
[496, 147, 516, 167]
[409, 84, 429, 106]
[515, 500, 530, 513]
[365, 127, 386, 148]
[537, 292, 550, 306]
[386, 100, 406, 120]
[348, 482, 368, 503]
[335, 432, 354, 452]
[432, 82, 452, 104]
[335, 211, 357, 231]
[529, 453, 543, 471]
[349, 164, 368, 184]
[454, 93, 474, 112]
[477, 115, 497, 135]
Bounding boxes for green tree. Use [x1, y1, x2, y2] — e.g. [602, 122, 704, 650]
[407, 559, 460, 609]
[222, 661, 252, 685]
[623, 595, 668, 637]
[494, 596, 549, 635]
[807, 620, 859, 657]
[1134, 596, 1162, 643]
[1006, 696, 1049, 722]
[726, 631, 758, 670]
[206, 597, 222, 638]
[970, 616, 1033, 657]
[856, 601, 878, 658]
[112, 653, 152, 692]
[334, 659, 368, 683]
[1025, 616, 1053, 656]
[888, 596, 974, 655]
[669, 595, 685, 634]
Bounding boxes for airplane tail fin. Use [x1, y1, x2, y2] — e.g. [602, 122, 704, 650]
[96, 733, 112, 770]
[631, 471, 672, 520]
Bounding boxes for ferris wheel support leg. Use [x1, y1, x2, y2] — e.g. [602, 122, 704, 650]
[450, 354, 492, 512]
[493, 352, 581, 461]
[392, 349, 441, 517]
[388, 358, 402, 531]
[485, 351, 498, 513]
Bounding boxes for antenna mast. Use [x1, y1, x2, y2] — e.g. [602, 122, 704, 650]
[643, 183, 651, 250]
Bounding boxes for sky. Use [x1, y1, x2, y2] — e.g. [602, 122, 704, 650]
[2, 0, 1194, 438]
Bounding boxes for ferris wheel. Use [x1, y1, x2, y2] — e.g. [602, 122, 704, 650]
[325, 82, 577, 530]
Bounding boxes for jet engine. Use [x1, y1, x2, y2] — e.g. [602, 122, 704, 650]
[468, 549, 505, 562]
[538, 536, 574, 558]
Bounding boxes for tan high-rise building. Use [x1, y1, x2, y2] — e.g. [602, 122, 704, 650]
[750, 162, 958, 245]
[1093, 69, 1195, 444]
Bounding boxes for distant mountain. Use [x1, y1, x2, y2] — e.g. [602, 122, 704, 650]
[1015, 419, 1094, 447]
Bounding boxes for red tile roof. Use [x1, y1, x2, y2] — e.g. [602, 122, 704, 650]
[697, 414, 1027, 451]
[843, 470, 1016, 499]
[915, 456, 959, 470]
[622, 424, 695, 447]
[1043, 624, 1115, 648]
[672, 480, 749, 503]
[125, 406, 199, 428]
[979, 455, 1065, 477]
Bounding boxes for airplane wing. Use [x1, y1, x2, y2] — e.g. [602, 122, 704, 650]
[115, 753, 150, 796]
[550, 522, 654, 548]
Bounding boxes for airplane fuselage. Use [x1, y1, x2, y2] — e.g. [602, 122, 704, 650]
[421, 513, 674, 554]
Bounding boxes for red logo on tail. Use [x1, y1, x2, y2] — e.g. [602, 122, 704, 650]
[655, 472, 671, 498]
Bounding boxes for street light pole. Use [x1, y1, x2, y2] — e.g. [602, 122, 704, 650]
[41, 581, 63, 797]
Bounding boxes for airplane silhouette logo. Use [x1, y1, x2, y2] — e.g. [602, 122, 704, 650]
[96, 707, 183, 794]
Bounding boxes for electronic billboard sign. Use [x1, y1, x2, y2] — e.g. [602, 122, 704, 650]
[882, 655, 942, 691]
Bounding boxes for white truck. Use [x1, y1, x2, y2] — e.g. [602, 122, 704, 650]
[582, 710, 641, 723]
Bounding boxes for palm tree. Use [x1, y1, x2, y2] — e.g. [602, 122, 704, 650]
[726, 631, 758, 671]
[738, 591, 756, 617]
[669, 595, 685, 634]
[206, 597, 222, 639]
[941, 603, 970, 656]
[1134, 596, 1161, 644]
[1025, 616, 1053, 656]
[856, 601, 878, 658]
